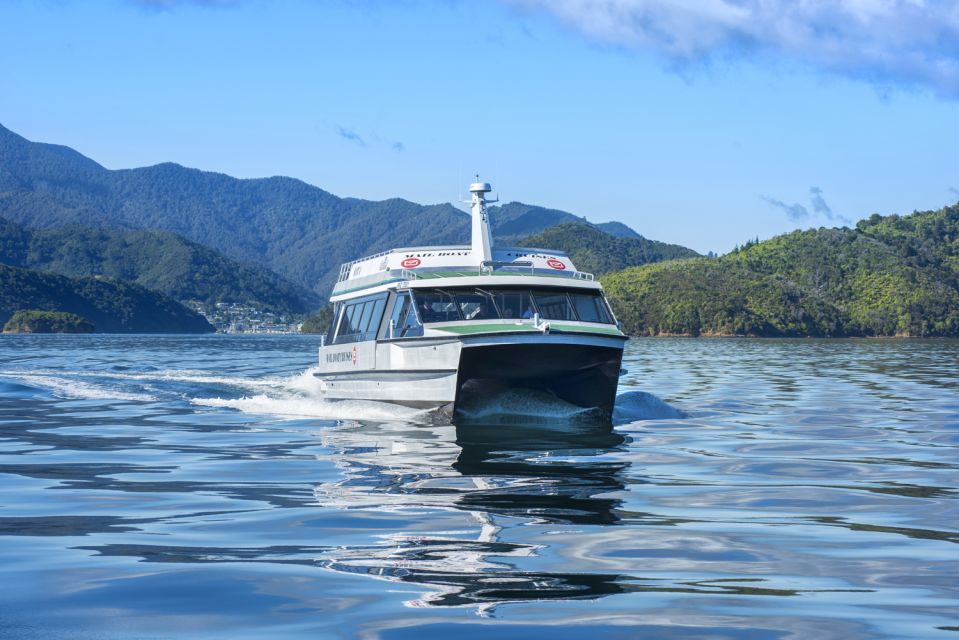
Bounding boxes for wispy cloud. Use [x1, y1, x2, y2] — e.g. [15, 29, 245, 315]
[762, 196, 810, 222]
[504, 0, 959, 97]
[809, 186, 832, 217]
[336, 126, 367, 147]
[763, 187, 851, 224]
[950, 187, 959, 197]
[334, 125, 406, 152]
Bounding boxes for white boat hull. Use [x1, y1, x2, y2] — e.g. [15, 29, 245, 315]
[315, 332, 625, 419]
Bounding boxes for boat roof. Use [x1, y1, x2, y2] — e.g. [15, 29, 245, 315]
[330, 244, 596, 301]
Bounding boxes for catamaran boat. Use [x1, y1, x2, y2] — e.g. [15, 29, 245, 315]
[314, 179, 628, 420]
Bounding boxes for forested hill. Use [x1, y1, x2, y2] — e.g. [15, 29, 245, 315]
[488, 202, 593, 243]
[0, 123, 649, 297]
[601, 203, 959, 337]
[0, 217, 320, 313]
[522, 223, 700, 276]
[0, 264, 214, 333]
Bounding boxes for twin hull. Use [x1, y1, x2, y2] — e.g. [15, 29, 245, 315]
[316, 332, 625, 419]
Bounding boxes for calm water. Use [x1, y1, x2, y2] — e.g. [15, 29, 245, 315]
[1, 335, 957, 639]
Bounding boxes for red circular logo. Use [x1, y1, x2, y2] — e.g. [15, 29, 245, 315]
[547, 259, 566, 270]
[401, 257, 421, 268]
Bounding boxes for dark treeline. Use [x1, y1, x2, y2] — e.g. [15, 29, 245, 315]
[0, 264, 213, 333]
[3, 310, 94, 334]
[0, 216, 319, 314]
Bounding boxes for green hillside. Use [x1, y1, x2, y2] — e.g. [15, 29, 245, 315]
[3, 310, 94, 334]
[601, 203, 959, 337]
[595, 221, 644, 240]
[0, 264, 214, 333]
[0, 217, 319, 313]
[0, 124, 671, 298]
[522, 222, 700, 276]
[489, 202, 592, 242]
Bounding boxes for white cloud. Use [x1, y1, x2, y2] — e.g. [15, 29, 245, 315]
[505, 0, 959, 96]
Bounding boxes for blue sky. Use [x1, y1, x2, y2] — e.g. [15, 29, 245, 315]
[2, 0, 957, 254]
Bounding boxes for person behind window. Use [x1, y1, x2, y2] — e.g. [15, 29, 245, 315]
[418, 300, 434, 323]
[522, 304, 535, 319]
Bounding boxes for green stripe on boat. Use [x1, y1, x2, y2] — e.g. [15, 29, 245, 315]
[550, 323, 625, 336]
[432, 323, 623, 336]
[432, 324, 540, 335]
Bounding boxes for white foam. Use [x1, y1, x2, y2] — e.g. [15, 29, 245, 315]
[190, 394, 424, 421]
[190, 367, 427, 422]
[0, 368, 274, 391]
[3, 374, 156, 402]
[613, 391, 685, 423]
[456, 387, 599, 424]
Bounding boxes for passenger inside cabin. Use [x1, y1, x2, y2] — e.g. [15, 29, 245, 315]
[418, 300, 435, 322]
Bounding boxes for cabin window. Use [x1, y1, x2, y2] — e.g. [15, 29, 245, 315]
[333, 293, 388, 343]
[570, 292, 613, 324]
[492, 290, 536, 319]
[409, 287, 613, 324]
[415, 290, 460, 323]
[325, 304, 340, 345]
[455, 289, 497, 321]
[531, 291, 576, 321]
[385, 292, 423, 338]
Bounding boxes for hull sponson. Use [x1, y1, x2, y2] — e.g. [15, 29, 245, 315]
[315, 333, 625, 420]
[454, 342, 623, 418]
[316, 368, 459, 405]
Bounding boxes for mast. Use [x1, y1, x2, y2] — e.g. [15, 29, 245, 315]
[469, 176, 495, 264]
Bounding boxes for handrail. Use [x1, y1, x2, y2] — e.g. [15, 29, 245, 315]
[337, 249, 395, 283]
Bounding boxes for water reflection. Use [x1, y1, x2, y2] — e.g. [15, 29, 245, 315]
[452, 422, 629, 526]
[61, 414, 879, 614]
[313, 419, 632, 610]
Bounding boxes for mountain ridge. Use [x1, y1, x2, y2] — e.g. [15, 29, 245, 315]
[0, 216, 321, 313]
[0, 123, 681, 298]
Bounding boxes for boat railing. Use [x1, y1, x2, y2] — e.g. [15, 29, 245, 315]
[401, 268, 418, 280]
[479, 260, 534, 276]
[479, 261, 594, 281]
[337, 249, 395, 283]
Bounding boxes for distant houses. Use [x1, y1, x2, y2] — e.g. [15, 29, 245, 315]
[191, 302, 301, 334]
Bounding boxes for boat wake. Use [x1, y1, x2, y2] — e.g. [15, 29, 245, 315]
[0, 371, 159, 402]
[454, 387, 604, 425]
[189, 367, 429, 422]
[613, 390, 686, 422]
[0, 366, 684, 425]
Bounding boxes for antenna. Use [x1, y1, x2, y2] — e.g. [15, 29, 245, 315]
[468, 176, 495, 263]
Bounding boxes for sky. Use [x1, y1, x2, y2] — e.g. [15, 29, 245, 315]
[1, 0, 957, 254]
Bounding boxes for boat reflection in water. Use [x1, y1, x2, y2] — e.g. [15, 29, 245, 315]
[314, 410, 633, 613]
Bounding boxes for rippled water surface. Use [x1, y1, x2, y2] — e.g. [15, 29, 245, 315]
[1, 335, 957, 639]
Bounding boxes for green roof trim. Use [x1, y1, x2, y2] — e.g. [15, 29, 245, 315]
[332, 277, 404, 296]
[550, 323, 625, 336]
[431, 323, 624, 337]
[431, 324, 540, 335]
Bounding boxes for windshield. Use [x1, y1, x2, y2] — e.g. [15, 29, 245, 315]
[411, 287, 613, 324]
